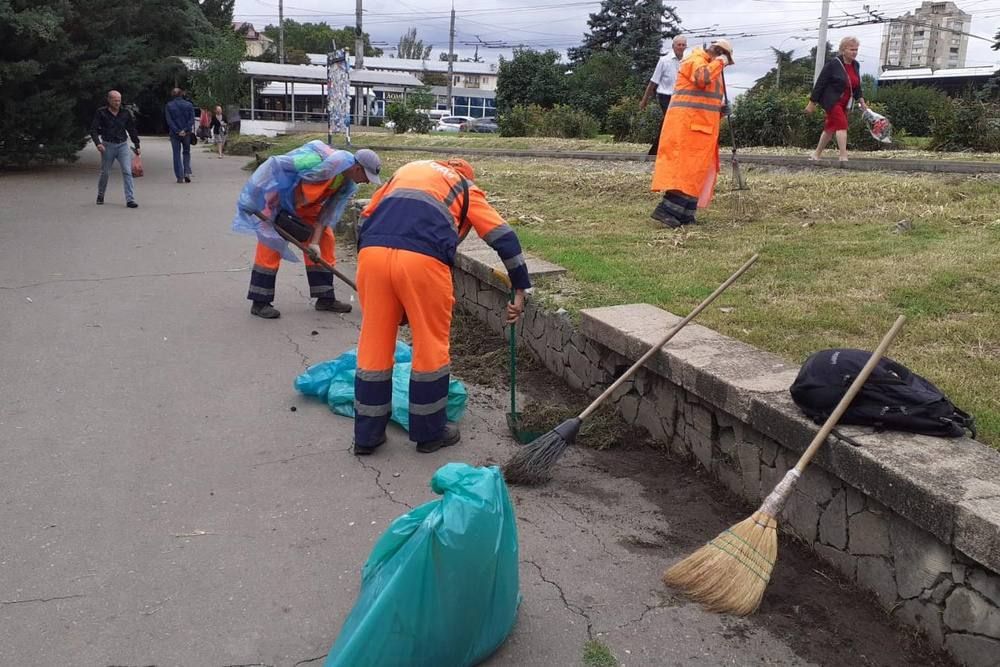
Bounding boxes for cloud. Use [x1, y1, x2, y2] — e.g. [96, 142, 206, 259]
[234, 0, 999, 94]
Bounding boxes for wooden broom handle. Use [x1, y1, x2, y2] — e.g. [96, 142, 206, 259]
[252, 211, 358, 291]
[579, 254, 759, 421]
[793, 315, 906, 473]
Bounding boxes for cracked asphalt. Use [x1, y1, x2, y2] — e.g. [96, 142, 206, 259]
[0, 138, 947, 667]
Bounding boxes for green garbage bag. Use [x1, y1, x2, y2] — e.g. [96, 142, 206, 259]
[294, 341, 468, 430]
[324, 463, 520, 667]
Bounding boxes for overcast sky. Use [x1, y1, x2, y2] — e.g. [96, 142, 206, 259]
[233, 0, 1000, 93]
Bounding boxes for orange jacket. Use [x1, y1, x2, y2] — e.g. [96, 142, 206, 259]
[294, 173, 346, 223]
[359, 160, 531, 290]
[651, 48, 726, 200]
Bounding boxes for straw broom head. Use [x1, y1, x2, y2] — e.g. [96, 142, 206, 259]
[663, 468, 799, 615]
[662, 510, 778, 616]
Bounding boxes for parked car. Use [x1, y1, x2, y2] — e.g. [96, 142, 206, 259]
[433, 116, 475, 132]
[467, 117, 498, 133]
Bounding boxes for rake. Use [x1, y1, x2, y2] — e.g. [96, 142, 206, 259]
[502, 254, 760, 486]
[663, 314, 907, 615]
[721, 71, 757, 220]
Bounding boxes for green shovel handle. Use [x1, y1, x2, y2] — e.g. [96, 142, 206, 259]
[508, 288, 517, 417]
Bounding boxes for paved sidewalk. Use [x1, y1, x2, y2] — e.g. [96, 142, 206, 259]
[0, 137, 948, 666]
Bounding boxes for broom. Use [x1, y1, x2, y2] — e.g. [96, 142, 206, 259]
[720, 71, 757, 220]
[502, 253, 760, 486]
[663, 314, 907, 615]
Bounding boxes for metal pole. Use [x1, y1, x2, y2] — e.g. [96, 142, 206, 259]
[278, 0, 285, 64]
[355, 0, 364, 124]
[447, 3, 455, 113]
[291, 82, 295, 124]
[250, 77, 255, 120]
[814, 0, 830, 83]
[776, 60, 781, 90]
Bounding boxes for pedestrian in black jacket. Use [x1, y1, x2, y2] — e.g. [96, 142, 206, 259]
[805, 36, 867, 163]
[90, 90, 140, 208]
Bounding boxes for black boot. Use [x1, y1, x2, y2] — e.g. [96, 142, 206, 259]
[315, 297, 352, 313]
[353, 433, 387, 456]
[251, 301, 280, 319]
[416, 423, 461, 453]
[651, 201, 682, 228]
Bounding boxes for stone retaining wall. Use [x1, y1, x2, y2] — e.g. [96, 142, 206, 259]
[453, 237, 1000, 666]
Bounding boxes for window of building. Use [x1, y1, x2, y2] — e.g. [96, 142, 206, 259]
[465, 75, 481, 89]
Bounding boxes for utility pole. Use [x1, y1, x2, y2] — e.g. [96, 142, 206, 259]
[355, 0, 365, 125]
[278, 0, 285, 63]
[447, 2, 456, 113]
[814, 0, 830, 82]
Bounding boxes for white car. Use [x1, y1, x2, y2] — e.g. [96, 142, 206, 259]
[433, 116, 476, 132]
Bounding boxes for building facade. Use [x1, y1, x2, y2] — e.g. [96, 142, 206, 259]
[234, 22, 274, 59]
[880, 2, 971, 70]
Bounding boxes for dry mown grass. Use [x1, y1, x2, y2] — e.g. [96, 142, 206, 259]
[251, 137, 1000, 448]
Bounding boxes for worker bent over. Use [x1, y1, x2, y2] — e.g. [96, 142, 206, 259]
[233, 141, 381, 319]
[353, 159, 531, 455]
[651, 39, 734, 228]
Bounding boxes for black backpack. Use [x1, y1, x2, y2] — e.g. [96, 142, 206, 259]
[790, 349, 976, 439]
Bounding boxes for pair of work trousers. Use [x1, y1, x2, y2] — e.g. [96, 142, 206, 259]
[354, 247, 453, 448]
[246, 226, 336, 302]
[647, 94, 672, 156]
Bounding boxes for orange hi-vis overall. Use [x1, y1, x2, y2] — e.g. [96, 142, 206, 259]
[651, 48, 726, 224]
[353, 160, 531, 447]
[246, 174, 345, 303]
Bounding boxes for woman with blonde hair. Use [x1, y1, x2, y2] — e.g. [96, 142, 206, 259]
[210, 105, 228, 158]
[805, 36, 867, 163]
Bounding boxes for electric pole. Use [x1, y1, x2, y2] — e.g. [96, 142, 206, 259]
[447, 2, 456, 113]
[355, 0, 364, 124]
[278, 0, 285, 64]
[814, 0, 830, 82]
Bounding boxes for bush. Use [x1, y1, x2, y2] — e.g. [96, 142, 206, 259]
[540, 105, 600, 139]
[930, 98, 1000, 152]
[605, 96, 663, 144]
[385, 102, 434, 134]
[498, 104, 599, 139]
[498, 104, 545, 137]
[872, 83, 949, 137]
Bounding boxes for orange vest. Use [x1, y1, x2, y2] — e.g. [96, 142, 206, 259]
[651, 48, 726, 201]
[295, 173, 345, 223]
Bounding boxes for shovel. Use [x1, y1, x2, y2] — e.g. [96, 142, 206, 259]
[253, 210, 357, 291]
[493, 268, 543, 444]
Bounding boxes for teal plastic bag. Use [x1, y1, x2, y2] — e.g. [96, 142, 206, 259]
[324, 463, 520, 667]
[295, 341, 468, 430]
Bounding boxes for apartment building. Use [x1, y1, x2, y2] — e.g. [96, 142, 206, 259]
[880, 1, 971, 70]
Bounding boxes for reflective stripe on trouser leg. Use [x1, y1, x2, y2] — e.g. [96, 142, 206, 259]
[391, 249, 454, 443]
[664, 191, 698, 224]
[355, 247, 404, 447]
[247, 241, 280, 301]
[304, 226, 336, 298]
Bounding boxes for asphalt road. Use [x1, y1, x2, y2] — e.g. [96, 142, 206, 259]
[0, 138, 948, 667]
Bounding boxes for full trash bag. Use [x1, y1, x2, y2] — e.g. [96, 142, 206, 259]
[295, 341, 468, 430]
[324, 463, 520, 667]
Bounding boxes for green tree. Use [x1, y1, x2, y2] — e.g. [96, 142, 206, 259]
[566, 50, 639, 126]
[396, 27, 432, 59]
[749, 44, 836, 96]
[569, 0, 681, 78]
[189, 27, 247, 108]
[421, 70, 448, 86]
[195, 0, 234, 31]
[496, 48, 567, 112]
[262, 20, 381, 56]
[1, 0, 213, 166]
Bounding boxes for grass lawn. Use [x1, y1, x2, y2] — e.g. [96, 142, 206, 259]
[242, 135, 1000, 448]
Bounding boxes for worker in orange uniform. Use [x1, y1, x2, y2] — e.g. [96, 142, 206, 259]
[352, 158, 531, 455]
[241, 144, 382, 319]
[650, 39, 734, 228]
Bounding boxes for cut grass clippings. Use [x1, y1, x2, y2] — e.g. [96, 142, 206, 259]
[250, 136, 1000, 449]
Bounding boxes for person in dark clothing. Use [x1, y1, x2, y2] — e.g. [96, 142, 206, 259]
[805, 36, 867, 163]
[90, 90, 140, 208]
[164, 88, 195, 183]
[210, 105, 228, 158]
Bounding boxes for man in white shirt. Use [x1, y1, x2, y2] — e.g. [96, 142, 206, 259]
[640, 35, 688, 155]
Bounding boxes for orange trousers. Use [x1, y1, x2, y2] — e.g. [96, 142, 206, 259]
[354, 246, 454, 447]
[246, 226, 336, 302]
